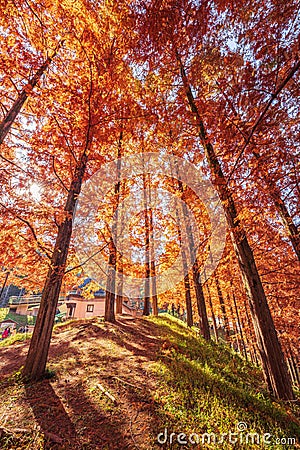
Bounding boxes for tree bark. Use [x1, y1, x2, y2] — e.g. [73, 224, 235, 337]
[149, 204, 158, 316]
[0, 42, 63, 146]
[183, 274, 193, 327]
[115, 260, 124, 315]
[231, 289, 248, 360]
[228, 298, 241, 353]
[215, 276, 230, 341]
[287, 344, 300, 386]
[174, 163, 210, 338]
[205, 279, 218, 343]
[115, 171, 125, 316]
[105, 238, 117, 323]
[23, 151, 88, 380]
[172, 184, 193, 327]
[177, 54, 294, 399]
[193, 261, 210, 340]
[106, 131, 123, 319]
[252, 151, 300, 261]
[142, 172, 151, 316]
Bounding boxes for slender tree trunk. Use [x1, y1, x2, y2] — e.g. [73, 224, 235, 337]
[23, 151, 88, 380]
[215, 276, 230, 341]
[151, 262, 158, 315]
[105, 238, 117, 322]
[241, 317, 251, 362]
[192, 261, 210, 339]
[205, 279, 218, 343]
[115, 260, 123, 315]
[115, 180, 125, 315]
[169, 155, 195, 326]
[252, 154, 300, 261]
[287, 344, 300, 386]
[290, 355, 300, 386]
[228, 295, 241, 353]
[286, 355, 296, 386]
[231, 289, 248, 360]
[243, 300, 258, 363]
[149, 204, 158, 316]
[106, 130, 123, 320]
[172, 187, 194, 327]
[291, 354, 300, 386]
[142, 172, 151, 316]
[183, 274, 193, 326]
[0, 42, 63, 146]
[177, 55, 294, 400]
[174, 169, 210, 338]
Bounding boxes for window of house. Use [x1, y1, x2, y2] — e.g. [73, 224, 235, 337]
[86, 304, 94, 312]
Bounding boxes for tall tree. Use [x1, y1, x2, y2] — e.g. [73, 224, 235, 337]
[136, 0, 296, 399]
[142, 170, 151, 316]
[0, 42, 63, 147]
[148, 176, 158, 316]
[178, 57, 293, 399]
[22, 0, 137, 378]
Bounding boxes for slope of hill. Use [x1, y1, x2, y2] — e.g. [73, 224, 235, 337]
[0, 314, 299, 449]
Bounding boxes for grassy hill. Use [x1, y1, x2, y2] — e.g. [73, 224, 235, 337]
[0, 314, 299, 449]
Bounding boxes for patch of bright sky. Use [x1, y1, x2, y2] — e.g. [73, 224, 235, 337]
[29, 182, 42, 202]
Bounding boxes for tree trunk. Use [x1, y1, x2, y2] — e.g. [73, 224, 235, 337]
[192, 262, 210, 339]
[241, 317, 251, 362]
[23, 151, 88, 381]
[106, 130, 123, 319]
[0, 42, 63, 146]
[215, 276, 230, 341]
[115, 180, 125, 316]
[177, 55, 294, 400]
[183, 274, 193, 327]
[105, 238, 116, 323]
[228, 296, 241, 353]
[287, 344, 300, 386]
[149, 205, 158, 316]
[205, 279, 218, 343]
[286, 356, 296, 386]
[252, 151, 300, 261]
[174, 164, 210, 338]
[243, 300, 258, 363]
[142, 172, 151, 316]
[272, 194, 300, 261]
[231, 289, 248, 360]
[172, 183, 194, 327]
[115, 261, 123, 315]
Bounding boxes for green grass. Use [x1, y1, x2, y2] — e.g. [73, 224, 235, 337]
[148, 314, 300, 449]
[0, 313, 298, 449]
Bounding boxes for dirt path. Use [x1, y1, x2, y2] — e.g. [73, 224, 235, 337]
[0, 316, 165, 449]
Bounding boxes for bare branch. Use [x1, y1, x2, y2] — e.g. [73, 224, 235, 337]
[51, 155, 69, 192]
[228, 59, 300, 182]
[64, 242, 109, 274]
[52, 115, 77, 163]
[0, 202, 52, 260]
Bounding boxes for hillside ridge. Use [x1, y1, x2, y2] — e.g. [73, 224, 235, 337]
[0, 315, 299, 449]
